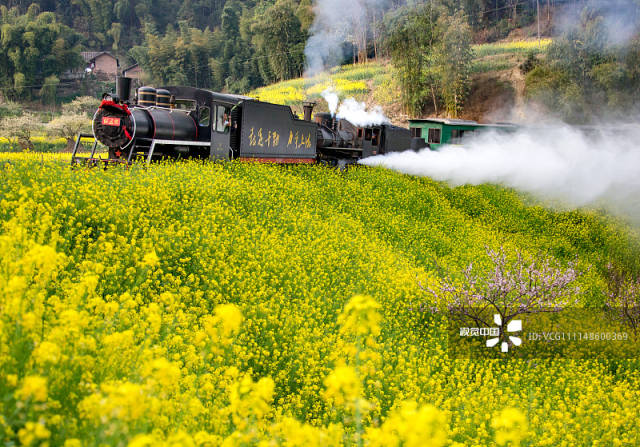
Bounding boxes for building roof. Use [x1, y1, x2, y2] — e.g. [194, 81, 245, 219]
[123, 63, 140, 73]
[81, 51, 115, 63]
[409, 118, 479, 125]
[409, 117, 517, 128]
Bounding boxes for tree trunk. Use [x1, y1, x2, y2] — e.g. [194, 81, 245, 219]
[18, 138, 34, 151]
[431, 85, 438, 116]
[65, 138, 76, 152]
[359, 21, 368, 64]
[453, 92, 458, 118]
[372, 14, 378, 60]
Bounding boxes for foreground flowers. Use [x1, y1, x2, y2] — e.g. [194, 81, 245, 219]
[0, 156, 639, 445]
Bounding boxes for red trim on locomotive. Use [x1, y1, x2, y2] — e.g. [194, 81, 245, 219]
[99, 100, 131, 115]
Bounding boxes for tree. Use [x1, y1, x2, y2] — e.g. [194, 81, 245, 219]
[0, 99, 23, 119]
[133, 24, 218, 88]
[384, 4, 438, 116]
[252, 0, 306, 82]
[0, 8, 82, 99]
[435, 10, 474, 118]
[525, 4, 640, 122]
[108, 22, 123, 57]
[39, 75, 59, 106]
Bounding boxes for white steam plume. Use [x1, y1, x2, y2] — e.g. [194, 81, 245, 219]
[360, 125, 640, 220]
[304, 0, 390, 76]
[337, 98, 389, 127]
[321, 88, 389, 126]
[322, 88, 339, 115]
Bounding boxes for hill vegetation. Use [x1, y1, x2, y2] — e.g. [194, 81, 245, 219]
[1, 1, 640, 126]
[249, 39, 552, 124]
[1, 1, 549, 104]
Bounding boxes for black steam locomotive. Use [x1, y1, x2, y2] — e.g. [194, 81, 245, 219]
[72, 77, 417, 167]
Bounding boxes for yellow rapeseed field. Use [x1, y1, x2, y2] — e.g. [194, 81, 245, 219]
[1, 154, 639, 446]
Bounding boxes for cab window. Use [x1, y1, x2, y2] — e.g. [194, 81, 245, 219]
[174, 99, 196, 111]
[198, 106, 210, 127]
[372, 128, 380, 146]
[215, 105, 231, 133]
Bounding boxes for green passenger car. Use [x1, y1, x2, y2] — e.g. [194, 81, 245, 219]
[408, 118, 518, 150]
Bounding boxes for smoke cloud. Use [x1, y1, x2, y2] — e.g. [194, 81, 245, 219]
[322, 88, 389, 126]
[360, 124, 640, 220]
[304, 0, 390, 76]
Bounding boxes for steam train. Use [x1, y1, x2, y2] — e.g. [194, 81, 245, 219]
[72, 77, 420, 167]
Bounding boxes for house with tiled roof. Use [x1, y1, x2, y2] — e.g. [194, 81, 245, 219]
[81, 51, 118, 78]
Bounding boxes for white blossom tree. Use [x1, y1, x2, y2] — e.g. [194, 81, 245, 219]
[1, 113, 43, 150]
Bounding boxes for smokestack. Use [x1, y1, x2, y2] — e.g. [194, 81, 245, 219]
[303, 101, 315, 121]
[116, 76, 133, 103]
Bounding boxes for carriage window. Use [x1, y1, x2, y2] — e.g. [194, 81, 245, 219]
[215, 105, 231, 133]
[364, 128, 372, 141]
[451, 129, 464, 142]
[411, 127, 422, 138]
[428, 128, 441, 144]
[198, 106, 210, 127]
[357, 128, 363, 138]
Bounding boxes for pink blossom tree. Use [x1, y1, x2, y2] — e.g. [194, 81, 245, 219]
[421, 247, 581, 349]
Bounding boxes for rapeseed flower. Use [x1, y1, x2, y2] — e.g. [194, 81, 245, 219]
[16, 376, 48, 402]
[0, 154, 638, 445]
[491, 407, 528, 446]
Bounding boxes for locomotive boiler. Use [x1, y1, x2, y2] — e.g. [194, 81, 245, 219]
[74, 76, 416, 167]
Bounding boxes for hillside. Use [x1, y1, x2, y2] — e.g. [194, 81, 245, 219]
[1, 153, 639, 444]
[249, 39, 551, 125]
